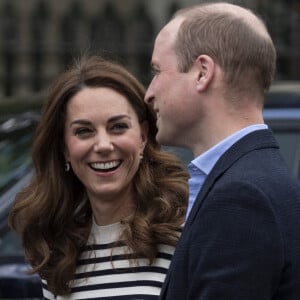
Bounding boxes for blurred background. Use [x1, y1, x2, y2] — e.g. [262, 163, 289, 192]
[0, 0, 299, 101]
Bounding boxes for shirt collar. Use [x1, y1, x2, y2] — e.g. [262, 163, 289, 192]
[190, 124, 268, 175]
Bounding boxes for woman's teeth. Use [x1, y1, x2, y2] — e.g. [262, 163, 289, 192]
[90, 160, 121, 171]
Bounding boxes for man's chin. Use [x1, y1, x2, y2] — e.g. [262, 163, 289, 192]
[156, 132, 166, 145]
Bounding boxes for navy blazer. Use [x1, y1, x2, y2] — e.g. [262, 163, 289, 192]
[160, 129, 300, 300]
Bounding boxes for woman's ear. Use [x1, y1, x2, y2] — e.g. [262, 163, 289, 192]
[195, 54, 215, 92]
[140, 121, 148, 150]
[64, 148, 70, 161]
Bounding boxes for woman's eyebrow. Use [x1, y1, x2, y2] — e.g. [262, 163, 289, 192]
[69, 115, 131, 127]
[70, 119, 91, 126]
[108, 115, 131, 123]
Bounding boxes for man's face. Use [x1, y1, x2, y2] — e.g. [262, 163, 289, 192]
[144, 17, 200, 148]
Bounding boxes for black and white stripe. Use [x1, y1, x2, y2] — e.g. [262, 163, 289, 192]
[43, 222, 176, 300]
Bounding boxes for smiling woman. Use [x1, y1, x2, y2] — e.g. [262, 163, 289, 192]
[8, 55, 189, 299]
[64, 86, 148, 225]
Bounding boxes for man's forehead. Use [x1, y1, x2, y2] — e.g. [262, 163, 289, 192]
[150, 17, 184, 68]
[152, 17, 183, 58]
[157, 17, 184, 44]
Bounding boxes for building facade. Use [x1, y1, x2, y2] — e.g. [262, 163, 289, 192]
[0, 0, 299, 98]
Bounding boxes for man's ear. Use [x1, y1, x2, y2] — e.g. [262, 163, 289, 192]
[194, 55, 215, 92]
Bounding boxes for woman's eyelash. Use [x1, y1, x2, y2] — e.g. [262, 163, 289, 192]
[75, 127, 92, 135]
[73, 123, 129, 137]
[112, 123, 129, 130]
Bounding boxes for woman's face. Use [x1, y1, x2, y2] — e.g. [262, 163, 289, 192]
[64, 87, 147, 210]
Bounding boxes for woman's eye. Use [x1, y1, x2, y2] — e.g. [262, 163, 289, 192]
[111, 123, 129, 131]
[75, 127, 93, 137]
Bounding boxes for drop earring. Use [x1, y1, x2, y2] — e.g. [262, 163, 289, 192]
[139, 153, 144, 161]
[64, 161, 70, 172]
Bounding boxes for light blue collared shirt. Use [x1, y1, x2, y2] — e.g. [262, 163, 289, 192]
[186, 124, 268, 219]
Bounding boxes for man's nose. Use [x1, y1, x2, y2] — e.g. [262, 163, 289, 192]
[144, 81, 155, 105]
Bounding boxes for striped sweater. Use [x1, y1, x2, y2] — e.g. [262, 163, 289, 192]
[42, 221, 176, 300]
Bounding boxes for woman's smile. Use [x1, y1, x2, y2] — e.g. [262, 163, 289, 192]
[89, 160, 122, 172]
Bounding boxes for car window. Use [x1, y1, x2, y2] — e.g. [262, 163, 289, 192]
[0, 112, 38, 194]
[0, 135, 32, 193]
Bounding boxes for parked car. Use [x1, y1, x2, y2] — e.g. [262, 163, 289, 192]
[0, 111, 43, 298]
[0, 81, 299, 297]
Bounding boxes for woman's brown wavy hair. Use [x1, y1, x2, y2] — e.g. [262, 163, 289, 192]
[9, 55, 189, 295]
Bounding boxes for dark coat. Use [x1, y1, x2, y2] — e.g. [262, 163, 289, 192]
[160, 129, 300, 300]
